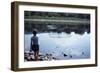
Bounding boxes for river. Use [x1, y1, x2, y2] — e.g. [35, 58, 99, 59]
[24, 32, 90, 60]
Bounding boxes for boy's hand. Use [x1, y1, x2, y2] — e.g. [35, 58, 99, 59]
[30, 49, 32, 52]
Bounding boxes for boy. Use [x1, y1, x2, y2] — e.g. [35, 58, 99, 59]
[30, 29, 39, 61]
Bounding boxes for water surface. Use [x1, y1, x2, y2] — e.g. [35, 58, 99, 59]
[24, 32, 90, 60]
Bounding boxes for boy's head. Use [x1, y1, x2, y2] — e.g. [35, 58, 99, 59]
[33, 29, 37, 36]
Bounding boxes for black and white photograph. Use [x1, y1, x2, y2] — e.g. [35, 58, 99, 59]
[24, 11, 90, 61]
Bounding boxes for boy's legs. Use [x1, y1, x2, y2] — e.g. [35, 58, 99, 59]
[36, 50, 39, 61]
[34, 52, 37, 61]
[34, 50, 39, 61]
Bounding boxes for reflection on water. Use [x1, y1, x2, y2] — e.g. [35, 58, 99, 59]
[24, 32, 90, 60]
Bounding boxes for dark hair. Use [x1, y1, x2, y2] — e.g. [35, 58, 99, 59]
[33, 30, 37, 36]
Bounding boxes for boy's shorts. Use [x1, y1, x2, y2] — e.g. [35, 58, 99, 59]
[32, 45, 39, 52]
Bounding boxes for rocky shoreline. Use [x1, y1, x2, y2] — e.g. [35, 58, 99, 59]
[24, 51, 58, 61]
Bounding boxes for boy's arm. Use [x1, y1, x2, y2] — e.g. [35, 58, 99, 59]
[30, 38, 32, 52]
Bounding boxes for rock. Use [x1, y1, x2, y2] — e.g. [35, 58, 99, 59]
[82, 52, 84, 55]
[63, 53, 68, 57]
[30, 58, 34, 61]
[70, 55, 72, 58]
[24, 52, 58, 61]
[39, 59, 43, 61]
[53, 57, 56, 59]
